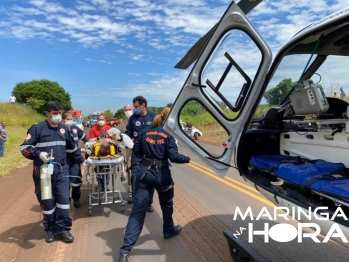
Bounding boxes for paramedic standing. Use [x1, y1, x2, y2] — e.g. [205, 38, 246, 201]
[20, 101, 75, 243]
[116, 104, 134, 204]
[118, 107, 190, 262]
[89, 114, 111, 190]
[62, 111, 87, 208]
[125, 96, 156, 212]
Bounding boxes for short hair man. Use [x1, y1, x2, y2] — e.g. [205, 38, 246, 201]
[340, 87, 347, 100]
[9, 93, 16, 103]
[116, 104, 134, 204]
[125, 96, 157, 212]
[0, 121, 7, 157]
[20, 101, 76, 243]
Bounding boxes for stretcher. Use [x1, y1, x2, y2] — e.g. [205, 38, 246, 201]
[248, 154, 349, 204]
[84, 155, 126, 216]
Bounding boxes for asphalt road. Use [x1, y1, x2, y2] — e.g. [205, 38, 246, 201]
[0, 138, 349, 262]
[175, 144, 349, 262]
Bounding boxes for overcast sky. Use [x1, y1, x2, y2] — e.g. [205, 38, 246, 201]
[0, 0, 347, 115]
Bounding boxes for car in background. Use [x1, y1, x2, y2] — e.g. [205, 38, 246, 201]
[106, 118, 119, 127]
[180, 121, 202, 140]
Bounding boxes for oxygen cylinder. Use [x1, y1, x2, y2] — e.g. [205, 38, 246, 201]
[40, 164, 52, 200]
[48, 160, 54, 175]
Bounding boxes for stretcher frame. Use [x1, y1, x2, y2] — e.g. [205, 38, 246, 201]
[85, 156, 126, 216]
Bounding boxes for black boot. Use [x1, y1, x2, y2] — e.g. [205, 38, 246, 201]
[118, 253, 129, 262]
[146, 205, 154, 212]
[164, 225, 182, 239]
[45, 232, 55, 243]
[74, 199, 80, 208]
[127, 197, 133, 204]
[56, 232, 74, 243]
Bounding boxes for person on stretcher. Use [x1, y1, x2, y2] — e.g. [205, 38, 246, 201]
[85, 138, 119, 191]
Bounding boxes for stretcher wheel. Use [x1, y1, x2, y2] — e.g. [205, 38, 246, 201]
[121, 204, 125, 213]
[88, 208, 92, 216]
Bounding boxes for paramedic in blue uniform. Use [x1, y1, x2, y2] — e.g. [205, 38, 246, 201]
[118, 107, 190, 262]
[20, 101, 76, 244]
[62, 111, 87, 208]
[125, 96, 156, 212]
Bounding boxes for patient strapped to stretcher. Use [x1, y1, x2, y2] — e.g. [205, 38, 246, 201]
[84, 128, 133, 165]
[84, 138, 125, 165]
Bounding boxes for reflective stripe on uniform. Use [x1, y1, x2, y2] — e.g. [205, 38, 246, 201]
[66, 146, 78, 153]
[20, 145, 35, 151]
[35, 141, 66, 147]
[81, 134, 86, 140]
[74, 137, 79, 141]
[56, 203, 70, 209]
[43, 206, 56, 215]
[71, 182, 82, 187]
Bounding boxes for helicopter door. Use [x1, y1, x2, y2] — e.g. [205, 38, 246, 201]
[164, 1, 272, 178]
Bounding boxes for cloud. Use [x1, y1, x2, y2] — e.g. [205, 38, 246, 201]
[76, 69, 190, 102]
[2, 0, 348, 111]
[130, 54, 144, 61]
[84, 57, 112, 64]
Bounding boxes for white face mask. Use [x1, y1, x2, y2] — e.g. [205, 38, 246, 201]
[125, 110, 133, 118]
[64, 120, 73, 127]
[51, 115, 62, 124]
[98, 120, 105, 126]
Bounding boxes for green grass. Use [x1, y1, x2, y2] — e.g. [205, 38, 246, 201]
[0, 103, 45, 177]
[180, 105, 273, 143]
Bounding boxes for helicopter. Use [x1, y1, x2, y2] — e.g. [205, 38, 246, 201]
[164, 0, 349, 260]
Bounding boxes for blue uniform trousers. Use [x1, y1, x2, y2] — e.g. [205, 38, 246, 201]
[120, 165, 175, 254]
[33, 163, 72, 234]
[68, 161, 82, 201]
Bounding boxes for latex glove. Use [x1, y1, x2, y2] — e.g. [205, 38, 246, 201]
[121, 134, 133, 148]
[39, 152, 50, 163]
[107, 128, 121, 137]
[112, 133, 121, 141]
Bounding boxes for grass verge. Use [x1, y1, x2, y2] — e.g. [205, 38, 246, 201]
[0, 103, 44, 177]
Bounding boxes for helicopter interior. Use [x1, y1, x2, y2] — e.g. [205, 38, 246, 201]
[237, 21, 349, 225]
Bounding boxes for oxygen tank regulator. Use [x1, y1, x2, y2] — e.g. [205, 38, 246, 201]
[40, 149, 54, 200]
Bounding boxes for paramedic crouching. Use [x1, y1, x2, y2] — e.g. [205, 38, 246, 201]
[20, 101, 76, 243]
[118, 107, 190, 262]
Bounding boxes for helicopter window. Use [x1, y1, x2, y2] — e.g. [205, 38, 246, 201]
[255, 54, 349, 120]
[201, 29, 262, 120]
[179, 100, 229, 158]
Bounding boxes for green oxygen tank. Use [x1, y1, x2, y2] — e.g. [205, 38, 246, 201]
[40, 163, 52, 200]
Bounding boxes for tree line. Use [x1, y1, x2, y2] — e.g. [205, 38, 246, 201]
[12, 79, 72, 114]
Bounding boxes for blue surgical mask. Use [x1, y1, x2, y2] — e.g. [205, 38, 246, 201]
[134, 108, 142, 115]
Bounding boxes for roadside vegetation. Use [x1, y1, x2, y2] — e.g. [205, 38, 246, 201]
[0, 103, 45, 177]
[180, 101, 272, 143]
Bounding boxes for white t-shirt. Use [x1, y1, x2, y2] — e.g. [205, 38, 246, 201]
[9, 96, 16, 103]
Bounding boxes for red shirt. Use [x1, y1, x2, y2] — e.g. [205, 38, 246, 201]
[89, 124, 111, 139]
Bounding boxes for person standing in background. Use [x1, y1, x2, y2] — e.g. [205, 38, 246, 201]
[89, 114, 112, 190]
[0, 121, 7, 157]
[116, 104, 134, 204]
[333, 92, 340, 98]
[340, 87, 347, 100]
[9, 93, 16, 104]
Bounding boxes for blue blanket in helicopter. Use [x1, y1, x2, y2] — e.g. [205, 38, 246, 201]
[249, 155, 349, 199]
